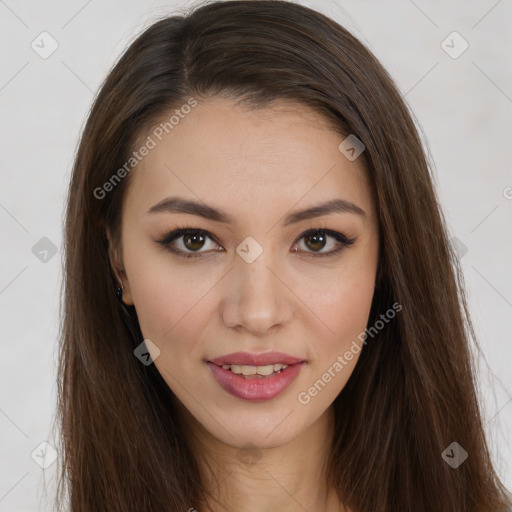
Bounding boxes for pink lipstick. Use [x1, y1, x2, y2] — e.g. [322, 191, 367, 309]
[206, 351, 306, 401]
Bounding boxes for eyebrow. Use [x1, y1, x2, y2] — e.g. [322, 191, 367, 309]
[146, 196, 365, 225]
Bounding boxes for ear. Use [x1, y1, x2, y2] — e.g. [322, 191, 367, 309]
[105, 226, 134, 305]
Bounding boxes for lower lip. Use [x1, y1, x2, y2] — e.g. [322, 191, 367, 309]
[206, 362, 304, 401]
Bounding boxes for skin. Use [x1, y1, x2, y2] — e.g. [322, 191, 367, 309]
[108, 97, 379, 512]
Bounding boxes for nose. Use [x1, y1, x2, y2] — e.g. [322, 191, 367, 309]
[221, 251, 293, 336]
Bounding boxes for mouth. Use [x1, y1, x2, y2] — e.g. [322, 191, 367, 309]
[206, 352, 306, 401]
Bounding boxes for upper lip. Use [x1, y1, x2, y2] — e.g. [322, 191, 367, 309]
[208, 351, 305, 366]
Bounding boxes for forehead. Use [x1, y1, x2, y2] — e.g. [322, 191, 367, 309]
[123, 97, 375, 225]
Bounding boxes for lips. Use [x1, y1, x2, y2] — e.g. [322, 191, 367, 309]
[206, 351, 306, 401]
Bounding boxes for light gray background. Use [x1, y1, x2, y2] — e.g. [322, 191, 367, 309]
[1, 0, 511, 510]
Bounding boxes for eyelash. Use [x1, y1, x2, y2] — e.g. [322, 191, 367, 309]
[156, 224, 357, 260]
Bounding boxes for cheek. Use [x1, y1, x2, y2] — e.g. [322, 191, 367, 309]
[303, 254, 377, 384]
[329, 279, 375, 343]
[123, 242, 216, 349]
[305, 254, 377, 341]
[129, 264, 215, 385]
[296, 282, 375, 411]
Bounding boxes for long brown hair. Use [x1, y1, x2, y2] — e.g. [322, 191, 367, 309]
[54, 1, 511, 510]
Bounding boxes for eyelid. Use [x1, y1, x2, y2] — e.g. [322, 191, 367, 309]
[157, 225, 219, 249]
[292, 227, 356, 257]
[156, 225, 356, 259]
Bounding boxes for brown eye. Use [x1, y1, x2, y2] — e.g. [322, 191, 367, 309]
[291, 229, 356, 257]
[303, 232, 328, 252]
[182, 232, 207, 251]
[158, 228, 221, 259]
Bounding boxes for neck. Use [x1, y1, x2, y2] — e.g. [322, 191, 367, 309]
[179, 404, 344, 512]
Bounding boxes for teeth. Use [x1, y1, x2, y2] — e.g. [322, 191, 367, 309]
[221, 363, 289, 376]
[255, 364, 274, 376]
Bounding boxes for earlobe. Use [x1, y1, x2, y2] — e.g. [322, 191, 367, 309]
[105, 226, 134, 306]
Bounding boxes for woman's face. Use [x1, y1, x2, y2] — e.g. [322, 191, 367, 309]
[115, 97, 379, 449]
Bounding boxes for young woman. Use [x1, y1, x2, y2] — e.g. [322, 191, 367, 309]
[55, 1, 511, 510]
